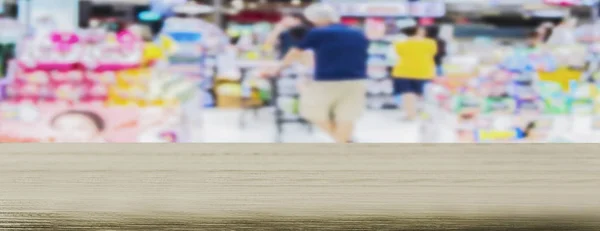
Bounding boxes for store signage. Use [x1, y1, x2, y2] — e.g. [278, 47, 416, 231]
[321, 0, 445, 17]
[544, 0, 598, 6]
[410, 1, 445, 17]
[18, 0, 79, 31]
[528, 9, 570, 18]
[172, 3, 215, 15]
[150, 0, 187, 14]
[330, 2, 409, 17]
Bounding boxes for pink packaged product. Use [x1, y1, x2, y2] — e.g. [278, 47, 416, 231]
[81, 28, 107, 44]
[117, 30, 140, 50]
[84, 71, 117, 84]
[49, 70, 84, 84]
[51, 83, 84, 103]
[81, 82, 109, 102]
[3, 83, 19, 101]
[18, 32, 83, 71]
[82, 31, 143, 71]
[14, 70, 50, 85]
[16, 83, 39, 98]
[8, 83, 44, 103]
[51, 32, 80, 53]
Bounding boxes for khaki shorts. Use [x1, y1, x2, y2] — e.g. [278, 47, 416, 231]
[300, 80, 366, 122]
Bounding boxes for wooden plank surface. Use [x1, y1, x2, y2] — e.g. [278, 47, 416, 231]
[1, 144, 599, 230]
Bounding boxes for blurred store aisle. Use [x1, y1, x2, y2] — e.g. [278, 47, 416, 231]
[198, 109, 433, 143]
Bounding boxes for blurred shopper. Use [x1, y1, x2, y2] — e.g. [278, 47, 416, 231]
[264, 3, 369, 143]
[392, 26, 437, 121]
[287, 25, 314, 91]
[537, 22, 554, 43]
[426, 26, 447, 77]
[287, 20, 314, 69]
[546, 17, 577, 45]
[526, 31, 542, 49]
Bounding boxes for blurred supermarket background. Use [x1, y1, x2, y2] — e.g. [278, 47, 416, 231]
[1, 0, 600, 143]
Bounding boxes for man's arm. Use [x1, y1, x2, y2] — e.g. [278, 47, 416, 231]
[264, 26, 286, 49]
[279, 48, 304, 70]
[274, 30, 318, 73]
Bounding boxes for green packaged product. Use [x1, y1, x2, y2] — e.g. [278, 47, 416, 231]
[452, 95, 481, 113]
[482, 97, 516, 114]
[569, 99, 594, 115]
[544, 96, 570, 114]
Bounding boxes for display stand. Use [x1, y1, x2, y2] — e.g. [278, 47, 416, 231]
[235, 61, 312, 142]
[236, 61, 277, 129]
[0, 29, 197, 143]
[416, 38, 600, 143]
[270, 67, 313, 143]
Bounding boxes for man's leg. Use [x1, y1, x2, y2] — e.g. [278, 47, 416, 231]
[299, 81, 338, 142]
[313, 120, 337, 140]
[332, 121, 355, 143]
[332, 80, 366, 143]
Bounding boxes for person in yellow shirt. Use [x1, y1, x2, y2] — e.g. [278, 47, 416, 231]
[392, 26, 437, 120]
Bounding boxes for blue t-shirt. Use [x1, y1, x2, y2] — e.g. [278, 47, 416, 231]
[278, 31, 296, 59]
[297, 24, 369, 81]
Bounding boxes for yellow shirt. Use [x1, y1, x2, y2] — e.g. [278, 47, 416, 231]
[392, 38, 437, 80]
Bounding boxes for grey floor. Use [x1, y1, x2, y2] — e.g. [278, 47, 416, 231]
[199, 108, 442, 143]
[198, 108, 600, 143]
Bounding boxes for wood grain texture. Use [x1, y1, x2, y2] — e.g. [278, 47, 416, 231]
[1, 144, 599, 230]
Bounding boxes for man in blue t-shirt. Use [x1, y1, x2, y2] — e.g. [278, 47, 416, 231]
[264, 14, 305, 59]
[266, 3, 369, 143]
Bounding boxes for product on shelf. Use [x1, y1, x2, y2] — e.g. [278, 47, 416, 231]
[421, 40, 600, 143]
[0, 27, 203, 143]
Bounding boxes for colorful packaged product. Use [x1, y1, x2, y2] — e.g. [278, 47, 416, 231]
[116, 68, 152, 86]
[49, 70, 84, 84]
[82, 33, 143, 71]
[0, 82, 6, 101]
[535, 81, 570, 114]
[82, 83, 109, 102]
[482, 97, 516, 114]
[18, 33, 83, 70]
[16, 70, 49, 85]
[0, 102, 141, 143]
[52, 83, 84, 102]
[570, 99, 594, 115]
[12, 83, 40, 102]
[595, 87, 600, 113]
[452, 95, 481, 113]
[543, 95, 570, 114]
[3, 83, 18, 101]
[569, 81, 595, 115]
[516, 98, 544, 114]
[475, 129, 525, 142]
[85, 71, 117, 84]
